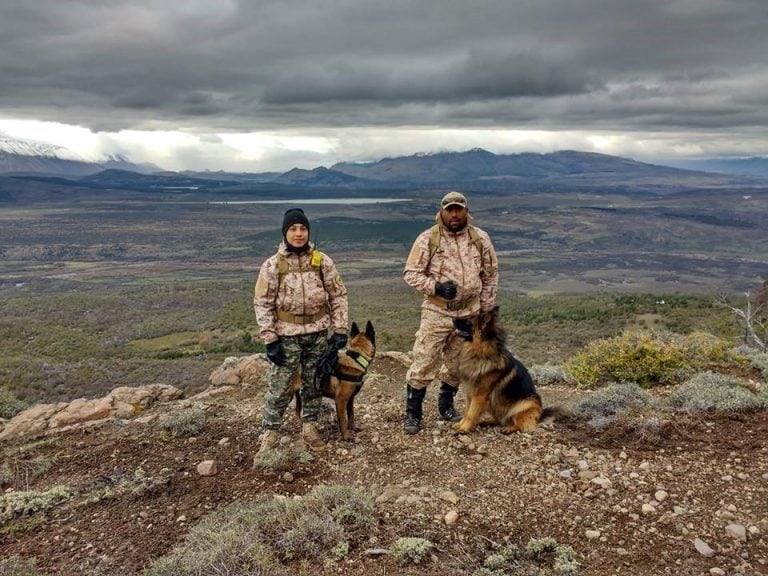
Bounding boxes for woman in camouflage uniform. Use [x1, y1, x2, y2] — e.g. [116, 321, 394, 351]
[253, 208, 349, 455]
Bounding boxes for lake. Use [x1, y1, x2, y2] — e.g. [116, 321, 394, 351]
[209, 198, 412, 205]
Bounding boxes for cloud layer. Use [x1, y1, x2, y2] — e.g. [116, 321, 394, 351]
[1, 0, 766, 170]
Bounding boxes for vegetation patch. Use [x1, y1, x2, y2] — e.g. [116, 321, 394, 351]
[571, 382, 656, 428]
[252, 443, 314, 473]
[159, 406, 206, 437]
[0, 555, 46, 576]
[0, 486, 72, 523]
[474, 537, 579, 576]
[667, 372, 766, 414]
[563, 329, 742, 387]
[390, 536, 433, 566]
[145, 484, 376, 575]
[0, 387, 28, 419]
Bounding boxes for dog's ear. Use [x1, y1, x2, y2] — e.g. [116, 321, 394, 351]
[365, 320, 376, 345]
[350, 322, 360, 338]
[492, 305, 500, 317]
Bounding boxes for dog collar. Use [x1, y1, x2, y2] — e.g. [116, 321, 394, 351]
[345, 350, 370, 370]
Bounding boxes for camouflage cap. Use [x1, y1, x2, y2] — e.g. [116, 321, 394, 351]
[441, 191, 468, 209]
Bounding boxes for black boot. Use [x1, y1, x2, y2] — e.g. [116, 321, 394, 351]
[404, 385, 426, 434]
[438, 382, 462, 422]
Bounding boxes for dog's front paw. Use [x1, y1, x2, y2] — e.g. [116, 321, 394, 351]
[452, 422, 473, 434]
[341, 432, 354, 442]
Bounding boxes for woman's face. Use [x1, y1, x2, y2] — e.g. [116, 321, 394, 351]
[285, 223, 309, 248]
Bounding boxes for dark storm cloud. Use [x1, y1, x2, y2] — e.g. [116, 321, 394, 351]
[1, 0, 767, 134]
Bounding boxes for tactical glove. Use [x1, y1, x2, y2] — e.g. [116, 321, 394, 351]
[434, 280, 458, 301]
[266, 339, 286, 366]
[328, 332, 348, 349]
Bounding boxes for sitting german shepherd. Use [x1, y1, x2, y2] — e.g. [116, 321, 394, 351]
[292, 321, 376, 441]
[453, 306, 558, 434]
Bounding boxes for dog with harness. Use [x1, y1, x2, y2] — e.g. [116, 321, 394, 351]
[292, 321, 376, 441]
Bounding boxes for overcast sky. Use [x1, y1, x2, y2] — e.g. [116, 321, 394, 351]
[1, 0, 766, 172]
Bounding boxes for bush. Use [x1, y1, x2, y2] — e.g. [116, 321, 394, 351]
[564, 332, 688, 387]
[737, 346, 768, 379]
[252, 443, 313, 473]
[530, 363, 573, 386]
[0, 556, 46, 576]
[474, 538, 579, 576]
[0, 486, 72, 522]
[159, 406, 206, 437]
[0, 387, 28, 419]
[667, 372, 766, 414]
[390, 537, 433, 565]
[145, 485, 376, 575]
[571, 382, 655, 428]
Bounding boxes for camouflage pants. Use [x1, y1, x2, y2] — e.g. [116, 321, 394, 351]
[262, 331, 327, 430]
[406, 307, 467, 390]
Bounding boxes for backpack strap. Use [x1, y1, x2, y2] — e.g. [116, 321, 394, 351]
[427, 225, 484, 270]
[277, 250, 325, 286]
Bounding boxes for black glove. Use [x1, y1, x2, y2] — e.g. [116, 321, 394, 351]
[266, 340, 286, 366]
[453, 317, 474, 341]
[434, 280, 458, 301]
[328, 332, 348, 349]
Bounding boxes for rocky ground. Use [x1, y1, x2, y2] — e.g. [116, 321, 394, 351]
[1, 354, 767, 575]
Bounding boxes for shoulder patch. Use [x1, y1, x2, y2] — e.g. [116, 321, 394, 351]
[254, 275, 269, 298]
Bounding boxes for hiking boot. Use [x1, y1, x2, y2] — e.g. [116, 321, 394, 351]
[438, 382, 462, 422]
[403, 415, 421, 434]
[302, 422, 325, 451]
[404, 384, 426, 434]
[253, 430, 280, 467]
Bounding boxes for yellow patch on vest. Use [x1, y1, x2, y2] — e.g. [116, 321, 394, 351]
[334, 274, 344, 287]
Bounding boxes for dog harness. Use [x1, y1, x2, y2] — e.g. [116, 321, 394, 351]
[335, 350, 372, 384]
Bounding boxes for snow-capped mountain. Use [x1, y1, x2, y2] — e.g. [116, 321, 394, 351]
[0, 136, 159, 176]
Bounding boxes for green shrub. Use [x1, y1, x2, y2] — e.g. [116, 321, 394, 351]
[565, 331, 694, 387]
[474, 538, 579, 576]
[145, 485, 376, 575]
[667, 372, 766, 414]
[526, 537, 579, 575]
[0, 456, 56, 489]
[252, 443, 313, 473]
[0, 556, 47, 576]
[571, 382, 655, 428]
[159, 406, 206, 437]
[0, 486, 72, 522]
[390, 537, 433, 565]
[0, 387, 28, 419]
[737, 346, 768, 379]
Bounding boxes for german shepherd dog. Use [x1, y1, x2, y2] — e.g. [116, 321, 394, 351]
[293, 321, 376, 441]
[453, 306, 557, 434]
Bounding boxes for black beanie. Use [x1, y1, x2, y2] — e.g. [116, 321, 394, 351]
[282, 208, 310, 237]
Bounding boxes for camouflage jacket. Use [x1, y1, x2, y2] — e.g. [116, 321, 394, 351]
[404, 215, 499, 317]
[254, 242, 348, 343]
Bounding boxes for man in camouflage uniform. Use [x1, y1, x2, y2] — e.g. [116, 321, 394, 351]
[253, 208, 348, 455]
[402, 191, 499, 434]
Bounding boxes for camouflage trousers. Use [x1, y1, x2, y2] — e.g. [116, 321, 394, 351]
[406, 307, 467, 390]
[262, 331, 327, 430]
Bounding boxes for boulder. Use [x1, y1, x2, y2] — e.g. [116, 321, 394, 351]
[209, 354, 270, 386]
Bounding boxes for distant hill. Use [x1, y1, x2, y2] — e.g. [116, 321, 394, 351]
[0, 136, 160, 176]
[662, 157, 768, 178]
[330, 148, 705, 184]
[273, 166, 373, 188]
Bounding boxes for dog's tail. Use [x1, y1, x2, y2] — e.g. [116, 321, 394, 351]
[540, 405, 568, 424]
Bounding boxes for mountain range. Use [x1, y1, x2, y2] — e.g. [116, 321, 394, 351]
[0, 136, 159, 176]
[1, 135, 768, 193]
